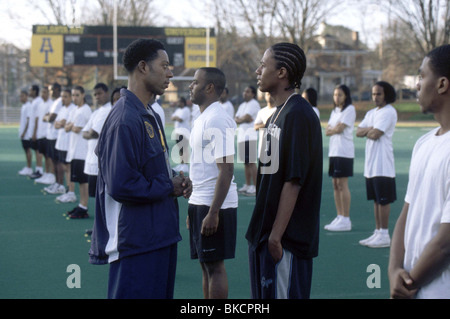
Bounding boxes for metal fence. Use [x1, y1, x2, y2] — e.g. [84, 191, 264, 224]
[1, 107, 21, 124]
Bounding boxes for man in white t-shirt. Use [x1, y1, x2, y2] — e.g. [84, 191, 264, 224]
[389, 44, 450, 299]
[235, 86, 260, 196]
[46, 89, 76, 196]
[219, 87, 235, 119]
[37, 83, 62, 186]
[188, 67, 238, 299]
[61, 86, 92, 218]
[32, 87, 55, 183]
[82, 83, 112, 200]
[28, 85, 44, 178]
[171, 97, 191, 173]
[356, 81, 398, 248]
[18, 90, 33, 176]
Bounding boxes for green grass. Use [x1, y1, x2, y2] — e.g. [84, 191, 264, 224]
[0, 123, 438, 299]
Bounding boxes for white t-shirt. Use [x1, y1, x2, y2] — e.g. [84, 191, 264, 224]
[220, 100, 235, 119]
[35, 98, 53, 139]
[151, 102, 165, 129]
[189, 101, 238, 209]
[19, 101, 32, 139]
[235, 98, 260, 143]
[312, 106, 320, 119]
[190, 104, 200, 129]
[255, 106, 276, 157]
[403, 127, 450, 299]
[172, 106, 191, 137]
[29, 96, 43, 139]
[358, 104, 397, 178]
[82, 102, 112, 175]
[328, 105, 356, 158]
[66, 104, 92, 162]
[46, 97, 62, 140]
[55, 104, 76, 152]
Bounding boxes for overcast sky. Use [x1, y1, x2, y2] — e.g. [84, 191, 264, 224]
[0, 0, 387, 49]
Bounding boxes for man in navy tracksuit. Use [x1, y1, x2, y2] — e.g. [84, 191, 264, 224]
[89, 39, 191, 299]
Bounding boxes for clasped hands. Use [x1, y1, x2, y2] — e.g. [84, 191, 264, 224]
[172, 171, 192, 199]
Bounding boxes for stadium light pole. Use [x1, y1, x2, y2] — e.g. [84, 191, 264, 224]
[206, 0, 211, 67]
[113, 0, 127, 81]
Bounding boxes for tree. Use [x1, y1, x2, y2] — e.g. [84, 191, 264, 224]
[387, 0, 449, 54]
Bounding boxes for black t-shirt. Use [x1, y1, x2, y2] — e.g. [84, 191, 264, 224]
[245, 94, 323, 259]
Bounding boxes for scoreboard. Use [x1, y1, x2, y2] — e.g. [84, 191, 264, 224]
[30, 25, 216, 71]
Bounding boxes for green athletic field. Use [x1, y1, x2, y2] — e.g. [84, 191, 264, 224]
[0, 122, 438, 299]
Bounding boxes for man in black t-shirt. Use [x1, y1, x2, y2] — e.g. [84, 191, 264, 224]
[246, 43, 322, 299]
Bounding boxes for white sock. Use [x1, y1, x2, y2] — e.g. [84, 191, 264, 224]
[78, 204, 87, 210]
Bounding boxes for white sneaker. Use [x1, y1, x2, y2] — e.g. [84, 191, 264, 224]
[244, 185, 256, 196]
[324, 216, 341, 230]
[18, 167, 32, 176]
[44, 183, 66, 194]
[359, 230, 379, 246]
[56, 192, 77, 203]
[367, 233, 391, 248]
[238, 184, 249, 193]
[35, 173, 55, 185]
[326, 217, 351, 232]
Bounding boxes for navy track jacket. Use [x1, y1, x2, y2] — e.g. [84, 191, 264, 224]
[89, 89, 181, 265]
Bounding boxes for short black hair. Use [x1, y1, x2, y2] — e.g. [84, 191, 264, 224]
[247, 86, 257, 97]
[31, 85, 40, 96]
[199, 67, 226, 96]
[426, 44, 450, 80]
[51, 83, 61, 92]
[123, 39, 166, 73]
[304, 88, 318, 107]
[73, 85, 85, 94]
[335, 84, 352, 110]
[270, 42, 307, 90]
[94, 82, 109, 92]
[375, 81, 396, 104]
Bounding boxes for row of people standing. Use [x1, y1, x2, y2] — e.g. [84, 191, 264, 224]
[315, 81, 398, 249]
[18, 82, 123, 219]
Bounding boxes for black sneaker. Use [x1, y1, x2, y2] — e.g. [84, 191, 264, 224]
[29, 171, 42, 179]
[66, 206, 78, 216]
[69, 207, 89, 219]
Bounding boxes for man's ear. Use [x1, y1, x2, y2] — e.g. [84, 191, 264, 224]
[437, 76, 449, 95]
[278, 67, 288, 80]
[137, 60, 148, 74]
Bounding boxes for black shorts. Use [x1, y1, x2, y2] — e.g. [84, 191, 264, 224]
[238, 140, 257, 164]
[37, 138, 47, 156]
[30, 139, 38, 151]
[328, 157, 353, 178]
[70, 159, 88, 184]
[188, 204, 237, 263]
[46, 139, 57, 161]
[21, 139, 31, 150]
[56, 150, 68, 164]
[88, 175, 97, 198]
[365, 177, 396, 205]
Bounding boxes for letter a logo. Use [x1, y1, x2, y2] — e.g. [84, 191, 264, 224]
[40, 38, 54, 64]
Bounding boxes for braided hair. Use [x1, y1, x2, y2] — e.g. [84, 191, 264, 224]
[270, 43, 307, 90]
